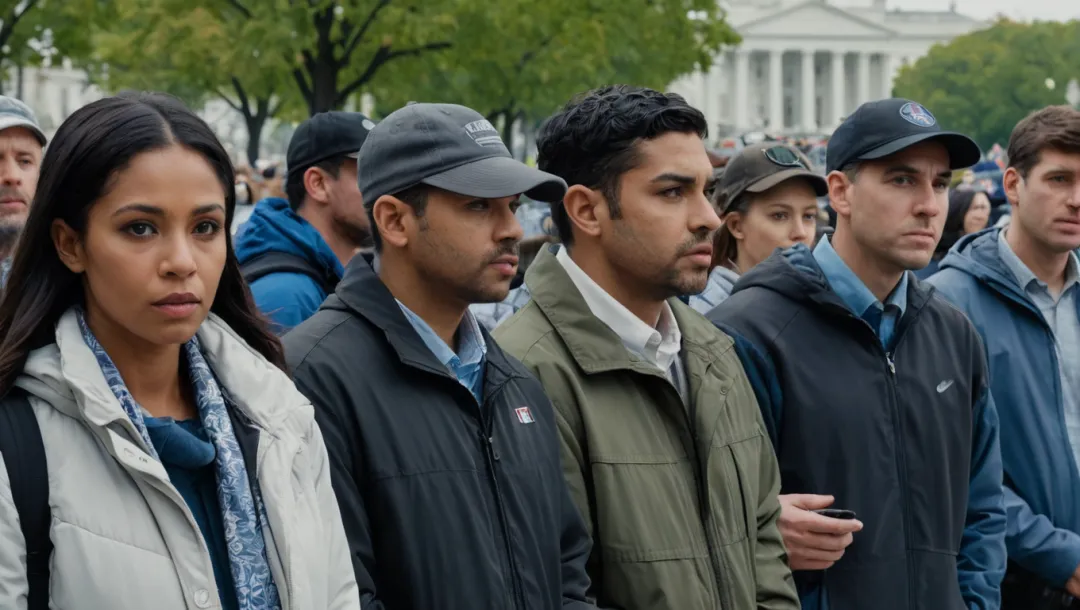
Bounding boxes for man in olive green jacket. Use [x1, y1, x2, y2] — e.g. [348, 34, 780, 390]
[494, 86, 798, 610]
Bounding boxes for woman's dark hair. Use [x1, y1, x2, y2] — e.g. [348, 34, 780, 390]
[935, 189, 979, 258]
[0, 92, 285, 394]
[711, 192, 751, 271]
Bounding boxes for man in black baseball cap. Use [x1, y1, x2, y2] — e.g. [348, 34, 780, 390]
[282, 103, 594, 610]
[709, 98, 1006, 610]
[235, 111, 376, 332]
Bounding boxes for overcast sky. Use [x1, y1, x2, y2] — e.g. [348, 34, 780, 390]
[890, 0, 1079, 22]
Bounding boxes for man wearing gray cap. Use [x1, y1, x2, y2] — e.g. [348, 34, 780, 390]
[282, 103, 595, 609]
[0, 96, 46, 288]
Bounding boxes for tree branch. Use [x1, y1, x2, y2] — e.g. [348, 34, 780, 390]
[292, 67, 314, 108]
[269, 97, 284, 117]
[0, 0, 40, 50]
[339, 0, 392, 67]
[231, 76, 253, 117]
[223, 0, 253, 19]
[214, 88, 243, 112]
[334, 40, 449, 107]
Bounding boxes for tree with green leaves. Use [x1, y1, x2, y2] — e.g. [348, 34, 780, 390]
[371, 0, 739, 151]
[87, 1, 305, 165]
[893, 19, 1080, 151]
[0, 0, 96, 96]
[209, 0, 456, 115]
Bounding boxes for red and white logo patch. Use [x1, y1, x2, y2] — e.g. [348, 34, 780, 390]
[515, 406, 535, 424]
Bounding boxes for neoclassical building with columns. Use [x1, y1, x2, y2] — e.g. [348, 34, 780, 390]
[671, 0, 986, 138]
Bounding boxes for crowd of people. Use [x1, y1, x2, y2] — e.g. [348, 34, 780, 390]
[0, 82, 1077, 610]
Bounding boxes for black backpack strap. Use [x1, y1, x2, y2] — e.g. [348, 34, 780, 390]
[240, 251, 338, 296]
[0, 388, 51, 609]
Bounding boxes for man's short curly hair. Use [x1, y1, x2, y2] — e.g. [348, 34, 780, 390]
[536, 85, 708, 247]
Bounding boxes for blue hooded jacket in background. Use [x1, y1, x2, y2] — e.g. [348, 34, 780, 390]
[234, 197, 344, 332]
[929, 228, 1080, 588]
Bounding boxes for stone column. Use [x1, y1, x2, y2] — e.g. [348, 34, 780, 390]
[856, 52, 871, 105]
[769, 50, 784, 131]
[733, 50, 750, 132]
[801, 49, 816, 132]
[831, 51, 846, 127]
[706, 59, 723, 136]
[881, 54, 897, 99]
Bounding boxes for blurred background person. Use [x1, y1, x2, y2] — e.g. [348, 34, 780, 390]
[916, 189, 991, 279]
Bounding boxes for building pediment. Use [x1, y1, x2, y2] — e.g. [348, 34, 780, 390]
[736, 1, 897, 39]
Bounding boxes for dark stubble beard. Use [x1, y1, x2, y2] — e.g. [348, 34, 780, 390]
[463, 240, 520, 304]
[666, 231, 715, 296]
[333, 215, 374, 250]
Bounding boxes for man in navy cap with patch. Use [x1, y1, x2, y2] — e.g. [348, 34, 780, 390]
[708, 98, 1008, 610]
[283, 102, 595, 609]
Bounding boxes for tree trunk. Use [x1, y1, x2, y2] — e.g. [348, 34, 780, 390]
[501, 110, 515, 155]
[15, 63, 23, 99]
[242, 99, 272, 167]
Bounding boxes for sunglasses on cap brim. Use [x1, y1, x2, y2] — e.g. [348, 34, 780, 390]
[763, 146, 809, 170]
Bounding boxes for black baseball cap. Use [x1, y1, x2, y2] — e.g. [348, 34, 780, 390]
[356, 102, 566, 208]
[287, 111, 376, 178]
[826, 98, 981, 174]
[717, 143, 828, 212]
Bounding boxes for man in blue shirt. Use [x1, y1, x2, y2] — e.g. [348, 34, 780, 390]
[708, 99, 1007, 610]
[282, 102, 595, 610]
[929, 105, 1080, 609]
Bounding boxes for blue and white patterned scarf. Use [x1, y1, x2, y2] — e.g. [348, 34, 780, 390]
[76, 309, 282, 610]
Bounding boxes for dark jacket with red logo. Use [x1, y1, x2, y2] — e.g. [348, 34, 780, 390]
[282, 255, 594, 610]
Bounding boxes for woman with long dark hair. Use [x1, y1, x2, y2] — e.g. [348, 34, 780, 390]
[915, 189, 991, 279]
[0, 93, 358, 610]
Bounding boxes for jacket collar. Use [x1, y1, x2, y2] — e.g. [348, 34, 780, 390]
[17, 308, 311, 440]
[525, 245, 732, 376]
[326, 254, 526, 387]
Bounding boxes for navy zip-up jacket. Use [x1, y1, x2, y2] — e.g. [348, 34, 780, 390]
[707, 245, 1007, 610]
[283, 255, 594, 610]
[929, 228, 1080, 588]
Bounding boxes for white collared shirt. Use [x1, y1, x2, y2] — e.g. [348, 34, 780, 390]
[555, 246, 686, 396]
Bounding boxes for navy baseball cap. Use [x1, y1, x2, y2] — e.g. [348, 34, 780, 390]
[357, 103, 566, 208]
[826, 99, 981, 173]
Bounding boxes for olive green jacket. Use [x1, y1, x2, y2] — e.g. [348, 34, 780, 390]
[494, 247, 799, 610]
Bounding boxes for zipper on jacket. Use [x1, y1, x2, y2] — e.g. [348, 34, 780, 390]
[674, 380, 732, 610]
[825, 300, 925, 609]
[476, 386, 526, 610]
[882, 348, 917, 609]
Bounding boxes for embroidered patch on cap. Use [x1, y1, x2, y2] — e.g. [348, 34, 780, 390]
[463, 119, 504, 148]
[899, 102, 936, 127]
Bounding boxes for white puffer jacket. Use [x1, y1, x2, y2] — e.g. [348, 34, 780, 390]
[0, 309, 360, 610]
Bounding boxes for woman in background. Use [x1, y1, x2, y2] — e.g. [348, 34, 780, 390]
[916, 189, 991, 279]
[690, 143, 827, 314]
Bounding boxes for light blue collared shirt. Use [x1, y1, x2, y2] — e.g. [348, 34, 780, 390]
[813, 237, 909, 349]
[0, 257, 9, 288]
[997, 228, 1080, 471]
[396, 300, 488, 403]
